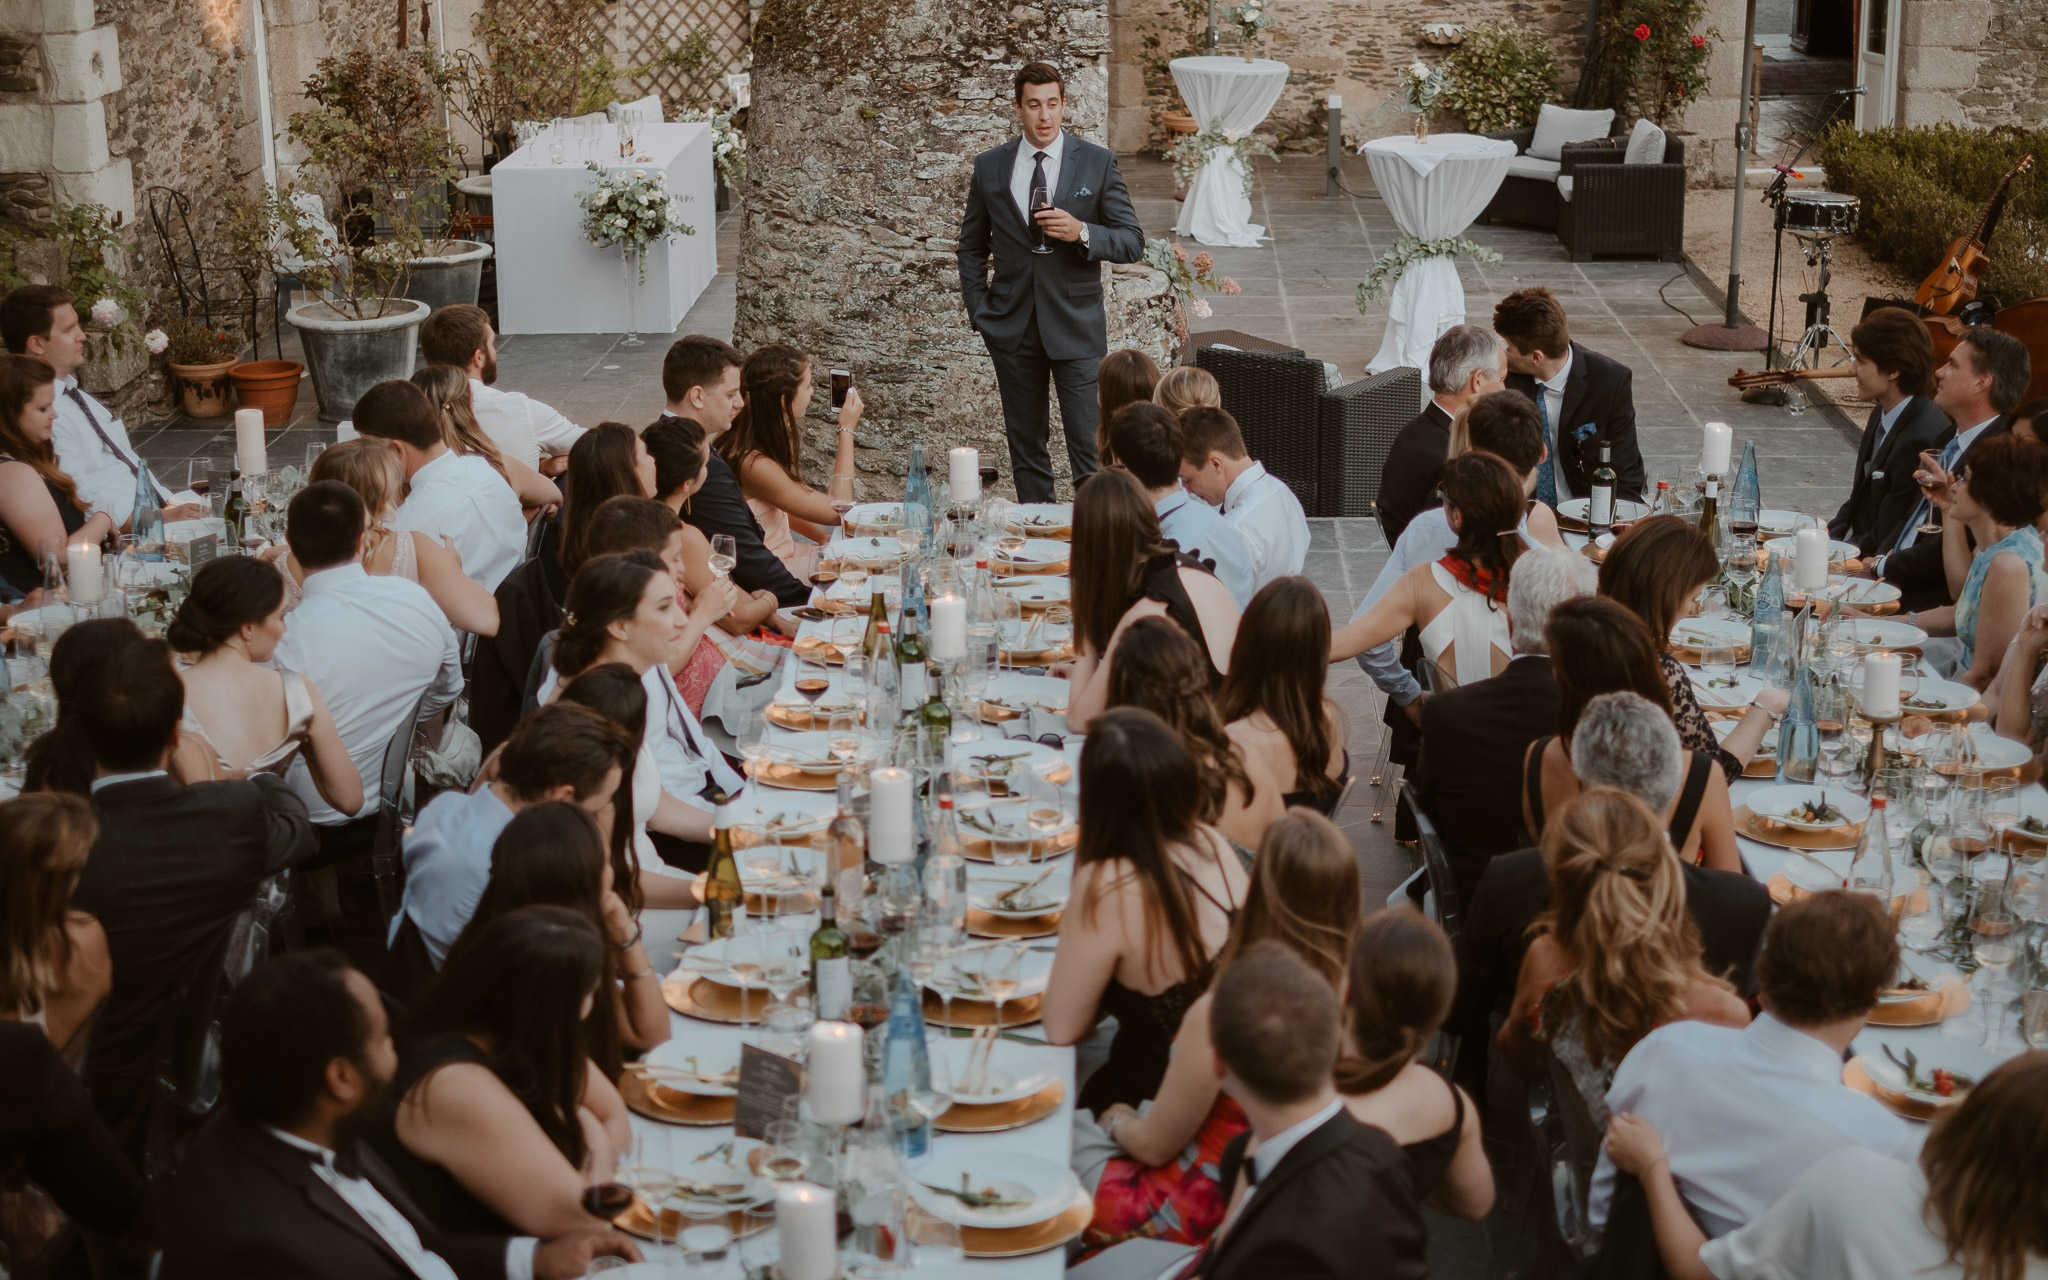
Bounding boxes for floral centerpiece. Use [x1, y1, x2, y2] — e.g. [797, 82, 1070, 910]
[672, 108, 747, 188]
[577, 164, 695, 281]
[1146, 238, 1241, 345]
[1170, 124, 1279, 202]
[1355, 235, 1504, 308]
[1387, 59, 1453, 142]
[1222, 0, 1269, 58]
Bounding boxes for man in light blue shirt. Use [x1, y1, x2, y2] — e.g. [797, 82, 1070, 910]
[1108, 402, 1256, 605]
[392, 703, 627, 966]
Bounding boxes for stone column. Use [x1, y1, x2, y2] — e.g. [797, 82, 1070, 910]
[0, 0, 131, 225]
[734, 0, 1176, 494]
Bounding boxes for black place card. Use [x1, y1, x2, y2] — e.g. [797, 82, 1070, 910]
[186, 533, 219, 568]
[733, 1043, 803, 1140]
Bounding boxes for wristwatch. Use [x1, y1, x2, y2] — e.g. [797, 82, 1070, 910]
[1077, 223, 1091, 248]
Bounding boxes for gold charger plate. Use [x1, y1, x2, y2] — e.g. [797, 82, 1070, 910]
[937, 1078, 1066, 1133]
[978, 699, 1068, 724]
[959, 826, 1080, 862]
[1733, 805, 1862, 851]
[998, 643, 1076, 666]
[749, 760, 844, 792]
[966, 906, 1063, 938]
[994, 557, 1070, 576]
[1764, 872, 1927, 916]
[1866, 978, 1971, 1028]
[961, 1194, 1091, 1258]
[663, 975, 773, 1024]
[953, 762, 1075, 790]
[765, 703, 865, 731]
[1742, 755, 1779, 778]
[791, 638, 847, 666]
[923, 991, 1044, 1028]
[612, 1197, 768, 1243]
[619, 1067, 738, 1126]
[1673, 643, 1753, 665]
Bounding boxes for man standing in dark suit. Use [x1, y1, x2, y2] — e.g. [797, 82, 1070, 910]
[1417, 543, 1594, 904]
[1194, 943, 1426, 1280]
[1496, 286, 1646, 506]
[71, 639, 318, 1167]
[159, 952, 636, 1280]
[1871, 328, 2031, 611]
[1828, 308, 1949, 557]
[957, 62, 1146, 502]
[659, 335, 810, 607]
[1375, 324, 1508, 544]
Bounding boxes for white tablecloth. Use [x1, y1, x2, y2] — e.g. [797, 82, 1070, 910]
[1361, 133, 1516, 376]
[1169, 56, 1290, 248]
[492, 122, 718, 335]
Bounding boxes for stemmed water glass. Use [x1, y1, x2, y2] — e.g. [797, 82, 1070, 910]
[981, 942, 1024, 1030]
[709, 534, 737, 580]
[1969, 889, 2018, 1049]
[760, 935, 806, 1020]
[620, 1128, 677, 1249]
[920, 926, 962, 1030]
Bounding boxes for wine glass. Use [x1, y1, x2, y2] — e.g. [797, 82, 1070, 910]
[828, 474, 856, 526]
[1029, 187, 1054, 254]
[760, 1118, 810, 1184]
[982, 942, 1024, 1029]
[760, 937, 806, 1019]
[709, 533, 737, 579]
[1982, 777, 2021, 852]
[1969, 891, 2018, 1049]
[827, 709, 861, 768]
[735, 709, 769, 783]
[580, 1146, 634, 1223]
[621, 1127, 678, 1249]
[1700, 639, 1737, 692]
[922, 929, 962, 1030]
[794, 655, 831, 710]
[1815, 686, 1848, 780]
[839, 562, 869, 600]
[186, 457, 218, 494]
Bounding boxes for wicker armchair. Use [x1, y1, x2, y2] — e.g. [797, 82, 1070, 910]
[1319, 366, 1423, 518]
[1556, 134, 1689, 262]
[1197, 345, 1325, 515]
[1478, 126, 1559, 229]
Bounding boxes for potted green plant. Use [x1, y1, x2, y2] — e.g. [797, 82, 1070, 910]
[161, 320, 243, 418]
[0, 202, 151, 396]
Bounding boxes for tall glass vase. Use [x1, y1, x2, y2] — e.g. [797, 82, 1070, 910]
[619, 244, 645, 349]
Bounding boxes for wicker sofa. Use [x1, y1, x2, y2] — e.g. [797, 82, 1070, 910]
[1555, 133, 1689, 262]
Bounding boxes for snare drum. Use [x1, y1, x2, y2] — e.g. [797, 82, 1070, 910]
[1779, 190, 1861, 238]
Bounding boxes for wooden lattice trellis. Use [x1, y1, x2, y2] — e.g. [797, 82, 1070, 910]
[609, 0, 751, 113]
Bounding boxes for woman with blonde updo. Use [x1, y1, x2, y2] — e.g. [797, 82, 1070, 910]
[1152, 366, 1221, 420]
[1498, 787, 1749, 1121]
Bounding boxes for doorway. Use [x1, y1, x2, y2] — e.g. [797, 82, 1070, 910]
[1854, 0, 1902, 128]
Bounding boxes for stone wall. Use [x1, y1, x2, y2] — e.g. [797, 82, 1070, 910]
[1896, 0, 2046, 129]
[1106, 0, 1586, 154]
[734, 0, 1178, 494]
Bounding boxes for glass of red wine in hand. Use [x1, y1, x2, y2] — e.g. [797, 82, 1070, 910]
[1030, 187, 1055, 255]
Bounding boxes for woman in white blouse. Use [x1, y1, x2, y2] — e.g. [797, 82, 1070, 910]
[1604, 1051, 2048, 1280]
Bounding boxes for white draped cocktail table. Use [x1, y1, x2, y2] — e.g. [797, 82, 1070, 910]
[1361, 132, 1516, 376]
[1169, 56, 1290, 248]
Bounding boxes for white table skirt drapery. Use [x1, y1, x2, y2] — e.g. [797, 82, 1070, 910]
[1361, 132, 1516, 376]
[1169, 56, 1290, 248]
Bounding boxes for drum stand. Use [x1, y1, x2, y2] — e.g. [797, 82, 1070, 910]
[1783, 232, 1853, 371]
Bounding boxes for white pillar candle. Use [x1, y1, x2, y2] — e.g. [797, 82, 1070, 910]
[803, 1021, 866, 1125]
[66, 543, 104, 604]
[868, 765, 914, 863]
[929, 593, 966, 661]
[1700, 421, 1732, 477]
[775, 1182, 838, 1280]
[1862, 653, 1901, 719]
[234, 408, 268, 476]
[948, 446, 980, 506]
[1793, 527, 1829, 591]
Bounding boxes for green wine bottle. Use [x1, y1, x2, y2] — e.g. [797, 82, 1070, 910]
[810, 881, 851, 1019]
[699, 778, 742, 939]
[918, 667, 952, 759]
[895, 607, 929, 721]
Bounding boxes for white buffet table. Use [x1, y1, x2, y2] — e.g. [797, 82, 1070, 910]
[1169, 56, 1290, 248]
[492, 121, 718, 336]
[1360, 133, 1516, 376]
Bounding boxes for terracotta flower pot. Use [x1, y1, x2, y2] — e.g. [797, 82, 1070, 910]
[228, 360, 304, 427]
[168, 357, 238, 419]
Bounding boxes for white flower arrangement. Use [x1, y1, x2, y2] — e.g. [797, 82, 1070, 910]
[672, 107, 747, 187]
[90, 297, 122, 327]
[577, 164, 695, 280]
[1170, 124, 1278, 200]
[1389, 59, 1453, 114]
[1224, 0, 1269, 42]
[144, 328, 170, 355]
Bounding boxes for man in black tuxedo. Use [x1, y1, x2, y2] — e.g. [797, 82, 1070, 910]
[957, 62, 1145, 502]
[1417, 543, 1594, 905]
[159, 952, 636, 1280]
[1496, 286, 1645, 506]
[658, 335, 809, 607]
[1375, 324, 1508, 543]
[1827, 307, 1949, 556]
[1871, 328, 2031, 611]
[71, 638, 318, 1166]
[1194, 943, 1426, 1280]
[0, 1022, 145, 1265]
[1451, 693, 1771, 1093]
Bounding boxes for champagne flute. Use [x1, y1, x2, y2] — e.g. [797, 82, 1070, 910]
[709, 533, 737, 580]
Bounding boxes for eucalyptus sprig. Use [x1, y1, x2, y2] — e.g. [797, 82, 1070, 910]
[1355, 235, 1504, 307]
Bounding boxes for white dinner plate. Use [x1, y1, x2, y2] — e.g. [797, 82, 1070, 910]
[942, 942, 1056, 1001]
[1862, 1040, 1998, 1109]
[670, 937, 779, 990]
[1765, 535, 1861, 563]
[1757, 509, 1807, 537]
[725, 790, 839, 833]
[931, 1034, 1059, 1105]
[762, 730, 865, 776]
[1003, 503, 1074, 535]
[1747, 783, 1871, 833]
[641, 1042, 742, 1096]
[1879, 953, 1958, 1005]
[981, 673, 1070, 714]
[993, 576, 1071, 607]
[967, 866, 1073, 917]
[1556, 496, 1649, 526]
[824, 535, 913, 567]
[950, 739, 1069, 781]
[1896, 678, 1979, 716]
[911, 1153, 1079, 1229]
[737, 843, 825, 896]
[993, 537, 1068, 568]
[1781, 849, 1849, 892]
[1687, 668, 1766, 711]
[1820, 577, 1901, 608]
[1844, 617, 1928, 651]
[841, 502, 906, 530]
[1898, 726, 2024, 767]
[1669, 616, 1750, 656]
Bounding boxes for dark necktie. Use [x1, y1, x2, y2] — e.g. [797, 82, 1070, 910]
[1030, 150, 1049, 213]
[66, 385, 138, 478]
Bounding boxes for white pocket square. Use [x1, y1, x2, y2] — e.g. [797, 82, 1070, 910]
[1073, 186, 1093, 196]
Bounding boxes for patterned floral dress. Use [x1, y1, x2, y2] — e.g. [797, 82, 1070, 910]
[1081, 1093, 1248, 1255]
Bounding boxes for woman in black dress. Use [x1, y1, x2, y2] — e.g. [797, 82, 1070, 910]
[0, 354, 112, 600]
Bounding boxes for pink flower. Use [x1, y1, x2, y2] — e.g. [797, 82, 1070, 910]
[1171, 242, 1189, 263]
[1222, 277, 1242, 296]
[1191, 298, 1213, 319]
[1633, 22, 1651, 39]
[1689, 33, 1706, 47]
[1191, 251, 1214, 274]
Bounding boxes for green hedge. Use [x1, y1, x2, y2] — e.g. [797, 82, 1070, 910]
[1818, 123, 2048, 307]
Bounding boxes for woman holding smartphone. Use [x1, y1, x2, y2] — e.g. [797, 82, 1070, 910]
[715, 344, 861, 574]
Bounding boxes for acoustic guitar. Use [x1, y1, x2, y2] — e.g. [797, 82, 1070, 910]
[1914, 154, 2034, 316]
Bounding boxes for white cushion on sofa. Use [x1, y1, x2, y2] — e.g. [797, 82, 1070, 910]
[1529, 104, 1615, 161]
[1506, 154, 1563, 182]
[1623, 117, 1667, 164]
[1556, 175, 1574, 202]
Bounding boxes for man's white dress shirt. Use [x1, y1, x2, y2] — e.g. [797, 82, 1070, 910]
[1589, 1014, 1921, 1238]
[275, 563, 463, 826]
[1535, 347, 1574, 501]
[50, 374, 167, 525]
[536, 661, 745, 817]
[1889, 414, 1999, 557]
[1010, 129, 1064, 223]
[391, 450, 525, 593]
[393, 786, 517, 965]
[468, 379, 583, 472]
[263, 1127, 534, 1280]
[1155, 488, 1256, 607]
[1218, 461, 1309, 592]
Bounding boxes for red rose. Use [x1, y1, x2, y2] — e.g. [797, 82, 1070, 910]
[1633, 23, 1651, 39]
[1690, 33, 1706, 47]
